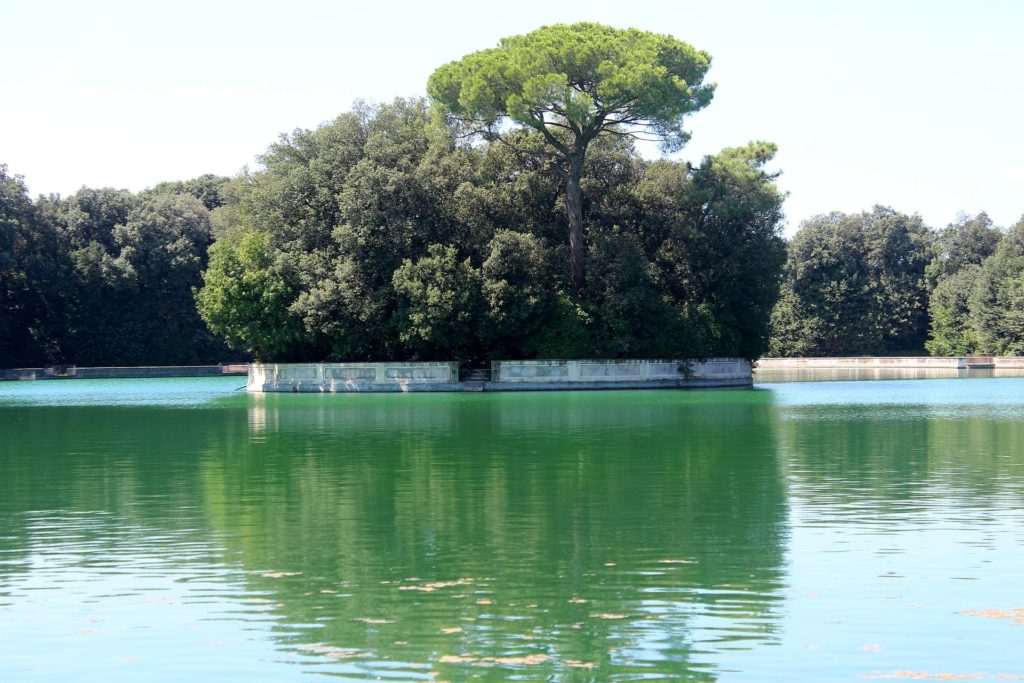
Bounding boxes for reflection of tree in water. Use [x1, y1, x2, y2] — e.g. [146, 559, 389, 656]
[0, 390, 787, 680]
[0, 401, 252, 643]
[776, 400, 1024, 514]
[201, 391, 788, 679]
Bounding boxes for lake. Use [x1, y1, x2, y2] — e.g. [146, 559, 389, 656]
[2, 375, 1023, 681]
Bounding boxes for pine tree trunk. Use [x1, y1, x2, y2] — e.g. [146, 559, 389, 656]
[565, 159, 585, 290]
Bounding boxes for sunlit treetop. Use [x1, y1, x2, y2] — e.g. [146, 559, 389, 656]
[428, 22, 715, 153]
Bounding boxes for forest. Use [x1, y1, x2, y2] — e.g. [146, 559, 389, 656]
[5, 127, 1023, 367]
[3, 23, 1024, 368]
[0, 99, 785, 366]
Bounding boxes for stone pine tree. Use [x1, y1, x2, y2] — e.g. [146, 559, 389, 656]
[428, 22, 715, 289]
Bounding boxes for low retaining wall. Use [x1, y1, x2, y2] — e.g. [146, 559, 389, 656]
[248, 359, 751, 393]
[0, 368, 42, 380]
[248, 362, 461, 392]
[758, 357, 971, 369]
[75, 365, 245, 378]
[0, 365, 248, 381]
[489, 359, 750, 390]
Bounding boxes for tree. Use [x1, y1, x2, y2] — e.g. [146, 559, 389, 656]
[36, 187, 228, 365]
[392, 244, 484, 359]
[925, 212, 1002, 288]
[643, 142, 786, 358]
[112, 194, 222, 364]
[1, 165, 70, 366]
[143, 174, 232, 211]
[480, 230, 556, 356]
[926, 264, 984, 356]
[923, 213, 1003, 356]
[289, 99, 467, 360]
[43, 187, 140, 364]
[971, 217, 1024, 355]
[770, 207, 931, 356]
[196, 229, 302, 360]
[428, 22, 714, 289]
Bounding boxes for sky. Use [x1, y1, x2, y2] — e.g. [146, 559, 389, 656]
[3, 0, 1022, 235]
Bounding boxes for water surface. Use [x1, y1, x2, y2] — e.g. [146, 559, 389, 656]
[2, 377, 1023, 681]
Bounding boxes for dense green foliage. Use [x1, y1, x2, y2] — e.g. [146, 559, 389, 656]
[923, 213, 1003, 355]
[971, 218, 1024, 355]
[769, 208, 931, 356]
[1, 166, 65, 366]
[0, 166, 231, 367]
[194, 98, 785, 361]
[195, 229, 302, 360]
[769, 209, 1024, 357]
[428, 22, 714, 290]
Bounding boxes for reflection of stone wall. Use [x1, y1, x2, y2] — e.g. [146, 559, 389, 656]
[490, 359, 750, 389]
[249, 362, 460, 393]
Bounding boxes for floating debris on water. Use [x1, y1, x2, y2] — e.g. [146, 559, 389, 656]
[438, 654, 550, 666]
[297, 644, 371, 660]
[960, 609, 1024, 624]
[566, 660, 595, 669]
[324, 650, 371, 660]
[353, 617, 395, 624]
[861, 672, 1024, 680]
[261, 571, 301, 578]
[400, 579, 474, 592]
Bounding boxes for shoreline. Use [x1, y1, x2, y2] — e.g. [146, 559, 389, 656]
[7, 357, 1024, 385]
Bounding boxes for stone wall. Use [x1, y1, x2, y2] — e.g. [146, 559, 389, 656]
[489, 358, 751, 390]
[757, 357, 970, 369]
[0, 365, 248, 381]
[0, 368, 42, 380]
[74, 365, 243, 379]
[248, 362, 461, 393]
[247, 359, 751, 393]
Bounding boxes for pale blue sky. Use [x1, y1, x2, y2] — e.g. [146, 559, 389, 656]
[3, 0, 1022, 234]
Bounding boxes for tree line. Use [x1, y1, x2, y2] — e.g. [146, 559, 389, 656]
[5, 147, 1024, 367]
[770, 208, 1024, 357]
[1, 166, 231, 367]
[1, 100, 785, 368]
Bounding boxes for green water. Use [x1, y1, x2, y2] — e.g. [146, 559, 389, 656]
[1, 377, 1023, 681]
